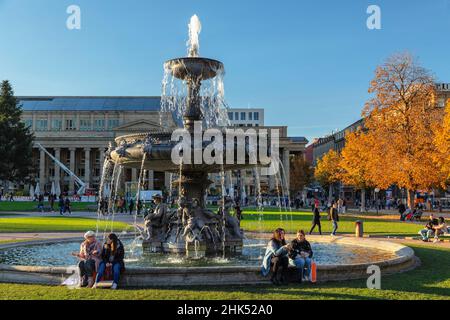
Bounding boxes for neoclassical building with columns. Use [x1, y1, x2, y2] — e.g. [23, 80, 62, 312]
[19, 96, 307, 196]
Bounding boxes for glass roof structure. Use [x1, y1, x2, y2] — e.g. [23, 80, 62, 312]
[18, 97, 162, 111]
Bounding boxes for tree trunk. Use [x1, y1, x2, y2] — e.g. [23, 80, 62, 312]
[407, 189, 415, 209]
[328, 184, 333, 204]
[360, 188, 366, 213]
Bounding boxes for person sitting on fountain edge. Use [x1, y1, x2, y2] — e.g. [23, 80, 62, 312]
[261, 228, 289, 285]
[288, 230, 313, 283]
[72, 231, 102, 288]
[93, 233, 125, 290]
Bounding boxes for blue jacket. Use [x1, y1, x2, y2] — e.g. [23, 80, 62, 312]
[261, 239, 288, 277]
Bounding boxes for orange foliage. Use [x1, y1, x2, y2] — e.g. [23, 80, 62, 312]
[314, 149, 341, 187]
[361, 53, 444, 206]
[433, 100, 450, 185]
[339, 129, 374, 189]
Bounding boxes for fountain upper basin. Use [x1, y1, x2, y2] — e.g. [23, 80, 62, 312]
[165, 57, 224, 81]
[110, 131, 271, 173]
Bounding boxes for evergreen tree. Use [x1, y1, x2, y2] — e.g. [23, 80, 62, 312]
[0, 80, 34, 189]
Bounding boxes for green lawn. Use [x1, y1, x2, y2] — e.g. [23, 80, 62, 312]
[240, 210, 425, 237]
[0, 217, 132, 233]
[0, 201, 96, 212]
[0, 244, 448, 300]
[0, 208, 432, 237]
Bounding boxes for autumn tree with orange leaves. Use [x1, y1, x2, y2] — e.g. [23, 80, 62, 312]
[338, 129, 375, 212]
[433, 100, 450, 185]
[289, 154, 314, 195]
[362, 53, 443, 208]
[314, 149, 341, 203]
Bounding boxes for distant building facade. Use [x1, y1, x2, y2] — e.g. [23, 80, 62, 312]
[19, 96, 176, 195]
[227, 108, 264, 127]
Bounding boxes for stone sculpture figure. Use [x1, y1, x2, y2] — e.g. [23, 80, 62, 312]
[218, 196, 242, 240]
[182, 200, 201, 242]
[144, 194, 169, 241]
[173, 196, 187, 242]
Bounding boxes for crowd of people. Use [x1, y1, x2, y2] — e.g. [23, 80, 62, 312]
[0, 190, 14, 202]
[35, 194, 72, 215]
[99, 197, 139, 216]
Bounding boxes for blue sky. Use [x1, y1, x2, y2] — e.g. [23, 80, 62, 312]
[0, 0, 449, 142]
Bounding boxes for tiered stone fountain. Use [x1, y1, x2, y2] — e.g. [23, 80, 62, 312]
[108, 15, 262, 257]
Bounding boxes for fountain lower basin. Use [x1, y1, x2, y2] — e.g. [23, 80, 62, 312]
[0, 235, 418, 286]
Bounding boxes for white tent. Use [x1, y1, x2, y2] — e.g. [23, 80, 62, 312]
[29, 185, 35, 198]
[55, 182, 61, 197]
[34, 183, 41, 197]
[50, 181, 56, 195]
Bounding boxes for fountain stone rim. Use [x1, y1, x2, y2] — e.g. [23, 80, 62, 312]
[0, 235, 419, 287]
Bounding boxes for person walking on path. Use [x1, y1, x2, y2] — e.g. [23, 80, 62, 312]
[64, 197, 72, 215]
[58, 196, 65, 215]
[128, 198, 134, 215]
[329, 202, 339, 236]
[37, 194, 45, 213]
[398, 202, 407, 221]
[309, 203, 322, 235]
[49, 194, 55, 213]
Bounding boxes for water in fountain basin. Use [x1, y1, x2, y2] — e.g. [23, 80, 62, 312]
[0, 238, 399, 268]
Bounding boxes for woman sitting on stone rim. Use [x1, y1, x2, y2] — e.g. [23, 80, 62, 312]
[93, 233, 125, 290]
[72, 231, 102, 288]
[261, 228, 289, 285]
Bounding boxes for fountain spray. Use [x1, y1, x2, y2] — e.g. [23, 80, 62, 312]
[188, 14, 202, 57]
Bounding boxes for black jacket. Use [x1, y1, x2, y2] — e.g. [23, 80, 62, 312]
[101, 239, 125, 271]
[312, 208, 321, 223]
[289, 239, 313, 259]
[329, 207, 339, 221]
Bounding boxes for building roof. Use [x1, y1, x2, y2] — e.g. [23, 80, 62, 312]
[17, 96, 162, 112]
[289, 136, 309, 144]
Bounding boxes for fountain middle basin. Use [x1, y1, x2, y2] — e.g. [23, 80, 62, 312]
[0, 235, 417, 286]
